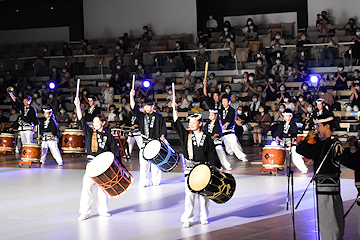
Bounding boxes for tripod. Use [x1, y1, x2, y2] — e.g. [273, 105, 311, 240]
[285, 143, 296, 240]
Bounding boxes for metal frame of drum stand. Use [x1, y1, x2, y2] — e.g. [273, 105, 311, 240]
[285, 148, 296, 240]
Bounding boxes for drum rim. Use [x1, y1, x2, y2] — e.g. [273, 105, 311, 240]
[0, 133, 15, 137]
[188, 164, 211, 192]
[263, 145, 285, 149]
[22, 143, 41, 147]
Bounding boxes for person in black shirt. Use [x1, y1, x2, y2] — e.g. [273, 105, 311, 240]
[203, 79, 222, 110]
[84, 96, 101, 127]
[296, 115, 344, 240]
[130, 89, 167, 188]
[74, 97, 121, 221]
[37, 108, 63, 165]
[171, 99, 220, 228]
[309, 98, 334, 129]
[123, 112, 142, 157]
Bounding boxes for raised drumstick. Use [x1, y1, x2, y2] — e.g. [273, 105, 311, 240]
[204, 62, 209, 81]
[132, 75, 135, 90]
[172, 82, 175, 102]
[76, 78, 80, 99]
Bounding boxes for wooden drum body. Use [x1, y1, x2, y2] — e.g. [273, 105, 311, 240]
[87, 152, 133, 199]
[143, 140, 180, 172]
[187, 164, 236, 204]
[62, 129, 85, 153]
[0, 133, 15, 152]
[21, 143, 41, 161]
[262, 145, 286, 168]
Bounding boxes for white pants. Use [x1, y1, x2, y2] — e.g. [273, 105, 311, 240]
[127, 135, 143, 155]
[79, 172, 109, 215]
[139, 146, 162, 186]
[40, 139, 63, 165]
[215, 145, 232, 170]
[287, 146, 308, 173]
[20, 131, 34, 144]
[222, 133, 248, 161]
[181, 176, 209, 223]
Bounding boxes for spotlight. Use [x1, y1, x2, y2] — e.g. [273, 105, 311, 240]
[270, 140, 278, 146]
[143, 80, 150, 88]
[310, 75, 319, 84]
[49, 82, 56, 90]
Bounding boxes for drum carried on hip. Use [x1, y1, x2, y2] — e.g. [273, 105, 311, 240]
[86, 152, 133, 199]
[0, 133, 15, 154]
[260, 145, 285, 175]
[62, 129, 85, 153]
[143, 139, 180, 172]
[187, 164, 236, 204]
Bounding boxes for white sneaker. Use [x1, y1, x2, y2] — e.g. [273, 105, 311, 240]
[78, 214, 89, 221]
[200, 220, 209, 225]
[182, 221, 191, 228]
[58, 163, 63, 166]
[98, 213, 111, 217]
[152, 183, 160, 186]
[241, 158, 249, 163]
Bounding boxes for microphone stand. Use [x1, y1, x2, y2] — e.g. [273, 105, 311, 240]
[343, 195, 360, 219]
[285, 139, 296, 240]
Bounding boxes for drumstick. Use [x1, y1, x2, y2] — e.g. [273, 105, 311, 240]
[172, 82, 175, 101]
[204, 62, 209, 81]
[132, 75, 135, 90]
[163, 137, 175, 153]
[76, 78, 80, 99]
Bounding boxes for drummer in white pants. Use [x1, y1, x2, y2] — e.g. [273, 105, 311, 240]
[204, 109, 232, 171]
[123, 113, 143, 156]
[37, 108, 63, 165]
[275, 109, 308, 174]
[74, 97, 122, 221]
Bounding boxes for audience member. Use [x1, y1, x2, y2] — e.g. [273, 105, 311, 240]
[333, 63, 348, 90]
[347, 83, 360, 112]
[296, 60, 310, 81]
[218, 36, 235, 69]
[9, 108, 19, 123]
[244, 23, 258, 42]
[316, 11, 329, 27]
[320, 29, 337, 66]
[196, 42, 208, 70]
[244, 73, 258, 100]
[264, 75, 278, 101]
[295, 32, 312, 60]
[319, 17, 332, 36]
[285, 64, 296, 82]
[135, 63, 146, 80]
[242, 18, 257, 34]
[252, 105, 271, 147]
[97, 45, 107, 55]
[58, 66, 71, 88]
[79, 39, 92, 55]
[300, 82, 312, 103]
[132, 42, 143, 65]
[266, 32, 285, 65]
[206, 14, 218, 37]
[110, 43, 124, 71]
[220, 22, 235, 43]
[152, 68, 166, 94]
[62, 42, 73, 57]
[140, 26, 152, 42]
[49, 66, 61, 84]
[178, 89, 193, 112]
[56, 107, 70, 131]
[101, 81, 114, 106]
[318, 86, 335, 109]
[207, 73, 218, 92]
[350, 28, 360, 65]
[235, 106, 249, 140]
[351, 69, 360, 87]
[33, 45, 51, 77]
[271, 58, 285, 82]
[197, 31, 209, 48]
[249, 94, 261, 119]
[274, 104, 286, 121]
[170, 41, 186, 71]
[182, 69, 194, 90]
[255, 58, 267, 80]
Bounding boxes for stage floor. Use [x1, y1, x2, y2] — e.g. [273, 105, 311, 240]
[0, 146, 359, 240]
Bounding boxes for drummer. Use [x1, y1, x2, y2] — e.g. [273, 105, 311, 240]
[8, 89, 39, 145]
[37, 108, 63, 166]
[122, 111, 142, 158]
[129, 89, 167, 188]
[274, 109, 308, 174]
[84, 96, 101, 127]
[171, 99, 220, 228]
[74, 97, 121, 221]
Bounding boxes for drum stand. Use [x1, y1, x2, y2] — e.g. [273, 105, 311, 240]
[19, 160, 42, 168]
[285, 147, 296, 240]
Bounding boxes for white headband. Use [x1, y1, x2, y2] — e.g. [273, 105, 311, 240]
[316, 98, 325, 104]
[43, 109, 53, 113]
[282, 112, 293, 116]
[188, 114, 202, 121]
[87, 98, 94, 101]
[209, 109, 218, 114]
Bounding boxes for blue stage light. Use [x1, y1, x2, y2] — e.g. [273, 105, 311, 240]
[49, 82, 56, 89]
[143, 80, 150, 88]
[310, 75, 319, 84]
[270, 140, 278, 146]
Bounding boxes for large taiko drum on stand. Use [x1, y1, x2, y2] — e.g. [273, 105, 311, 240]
[261, 145, 286, 175]
[21, 143, 41, 161]
[187, 164, 236, 204]
[62, 129, 85, 153]
[86, 152, 133, 199]
[143, 139, 180, 172]
[0, 133, 15, 153]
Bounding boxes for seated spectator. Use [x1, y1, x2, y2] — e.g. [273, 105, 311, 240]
[318, 86, 335, 109]
[264, 75, 278, 101]
[79, 89, 89, 106]
[197, 31, 209, 48]
[118, 38, 128, 51]
[122, 33, 131, 48]
[33, 45, 51, 77]
[271, 58, 285, 82]
[182, 69, 194, 90]
[316, 11, 329, 27]
[56, 107, 70, 132]
[135, 80, 149, 98]
[333, 63, 348, 90]
[135, 63, 146, 80]
[230, 94, 241, 110]
[170, 41, 186, 71]
[196, 42, 209, 70]
[351, 69, 360, 87]
[320, 29, 337, 66]
[9, 108, 19, 123]
[300, 82, 312, 103]
[107, 104, 119, 122]
[347, 82, 360, 112]
[101, 81, 114, 106]
[49, 66, 60, 84]
[46, 93, 59, 113]
[38, 82, 50, 101]
[62, 42, 73, 57]
[283, 95, 295, 111]
[350, 28, 360, 65]
[178, 89, 193, 112]
[69, 107, 79, 129]
[58, 66, 71, 88]
[274, 103, 286, 121]
[266, 32, 285, 65]
[164, 87, 174, 112]
[295, 32, 312, 60]
[257, 85, 266, 103]
[132, 42, 143, 65]
[206, 14, 218, 38]
[109, 73, 123, 95]
[237, 72, 249, 93]
[32, 93, 42, 112]
[319, 17, 332, 36]
[244, 73, 258, 100]
[242, 18, 256, 34]
[79, 39, 92, 55]
[276, 83, 288, 104]
[140, 26, 152, 42]
[24, 83, 35, 96]
[295, 95, 308, 115]
[302, 103, 315, 130]
[244, 23, 258, 42]
[346, 18, 357, 36]
[110, 43, 124, 71]
[285, 64, 296, 82]
[122, 81, 131, 98]
[255, 58, 267, 80]
[218, 36, 235, 69]
[220, 22, 235, 43]
[97, 45, 107, 55]
[152, 68, 166, 94]
[194, 77, 204, 94]
[235, 106, 249, 140]
[252, 105, 271, 147]
[207, 73, 218, 92]
[296, 60, 310, 81]
[223, 84, 232, 98]
[119, 97, 131, 121]
[249, 93, 261, 119]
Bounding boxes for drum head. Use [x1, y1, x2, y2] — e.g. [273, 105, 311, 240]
[263, 145, 284, 150]
[87, 152, 114, 177]
[143, 140, 161, 159]
[188, 164, 211, 191]
[0, 133, 15, 137]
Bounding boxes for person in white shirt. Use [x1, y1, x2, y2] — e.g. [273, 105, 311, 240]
[271, 58, 285, 82]
[152, 68, 166, 94]
[207, 73, 218, 92]
[206, 14, 218, 38]
[179, 89, 193, 112]
[266, 32, 286, 65]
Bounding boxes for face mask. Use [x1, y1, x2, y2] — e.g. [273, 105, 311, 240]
[303, 86, 308, 90]
[307, 107, 312, 112]
[356, 86, 360, 90]
[42, 85, 46, 89]
[119, 40, 123, 44]
[354, 73, 358, 77]
[275, 35, 281, 39]
[116, 65, 121, 69]
[199, 45, 203, 48]
[52, 68, 56, 72]
[257, 61, 262, 66]
[168, 91, 172, 95]
[185, 92, 189, 95]
[279, 108, 285, 112]
[299, 98, 303, 102]
[18, 93, 22, 97]
[43, 48, 47, 52]
[62, 69, 66, 73]
[225, 89, 230, 93]
[320, 92, 325, 95]
[209, 16, 213, 20]
[136, 45, 140, 49]
[116, 46, 120, 50]
[249, 26, 254, 30]
[6, 72, 10, 75]
[138, 65, 142, 70]
[249, 77, 254, 81]
[276, 60, 281, 64]
[60, 110, 65, 114]
[224, 28, 228, 32]
[185, 71, 190, 75]
[247, 21, 252, 25]
[83, 91, 87, 95]
[357, 32, 360, 36]
[175, 43, 180, 47]
[144, 29, 148, 32]
[257, 88, 262, 92]
[338, 68, 343, 71]
[284, 98, 289, 102]
[34, 94, 38, 98]
[280, 87, 285, 91]
[237, 110, 242, 114]
[226, 38, 231, 42]
[268, 78, 273, 82]
[252, 98, 257, 102]
[156, 71, 161, 76]
[115, 75, 119, 79]
[49, 94, 53, 98]
[301, 36, 306, 40]
[27, 86, 31, 90]
[126, 83, 131, 87]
